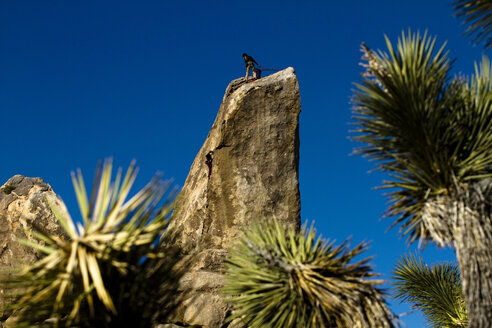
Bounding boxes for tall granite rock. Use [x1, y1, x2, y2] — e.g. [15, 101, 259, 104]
[0, 175, 67, 322]
[170, 68, 301, 327]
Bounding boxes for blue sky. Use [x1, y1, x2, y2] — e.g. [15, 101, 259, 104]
[1, 1, 489, 326]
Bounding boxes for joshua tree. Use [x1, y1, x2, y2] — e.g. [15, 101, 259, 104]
[454, 0, 492, 49]
[0, 159, 188, 328]
[222, 220, 396, 328]
[352, 31, 492, 327]
[393, 254, 467, 327]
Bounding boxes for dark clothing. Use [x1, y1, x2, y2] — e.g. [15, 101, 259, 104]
[243, 53, 259, 80]
[243, 54, 258, 67]
[205, 152, 213, 178]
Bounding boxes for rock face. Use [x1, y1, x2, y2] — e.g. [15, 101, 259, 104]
[170, 68, 301, 327]
[0, 175, 66, 322]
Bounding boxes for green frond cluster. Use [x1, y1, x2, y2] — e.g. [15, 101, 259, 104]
[1, 159, 185, 328]
[352, 30, 492, 243]
[392, 254, 468, 328]
[223, 220, 395, 328]
[454, 0, 492, 49]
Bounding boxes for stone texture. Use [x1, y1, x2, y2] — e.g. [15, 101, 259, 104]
[169, 68, 301, 327]
[172, 67, 301, 251]
[154, 324, 186, 328]
[0, 175, 67, 322]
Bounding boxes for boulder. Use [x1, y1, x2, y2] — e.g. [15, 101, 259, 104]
[169, 68, 301, 327]
[0, 175, 67, 322]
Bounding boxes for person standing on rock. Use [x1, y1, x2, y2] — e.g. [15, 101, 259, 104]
[243, 53, 259, 81]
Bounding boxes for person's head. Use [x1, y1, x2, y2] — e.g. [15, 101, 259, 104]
[242, 53, 247, 58]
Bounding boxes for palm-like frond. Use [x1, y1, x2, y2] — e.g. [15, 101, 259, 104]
[1, 159, 185, 327]
[223, 220, 396, 328]
[352, 31, 492, 244]
[392, 254, 468, 328]
[454, 0, 492, 49]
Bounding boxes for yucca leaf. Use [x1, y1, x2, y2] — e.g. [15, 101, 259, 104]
[223, 219, 396, 328]
[55, 242, 78, 307]
[392, 254, 467, 327]
[454, 0, 492, 49]
[72, 169, 89, 226]
[45, 197, 78, 238]
[15, 238, 56, 255]
[353, 31, 492, 246]
[77, 245, 94, 313]
[3, 159, 181, 328]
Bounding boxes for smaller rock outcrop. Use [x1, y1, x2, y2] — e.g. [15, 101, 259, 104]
[0, 175, 66, 322]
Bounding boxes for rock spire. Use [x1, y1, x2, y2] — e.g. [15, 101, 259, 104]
[170, 67, 302, 327]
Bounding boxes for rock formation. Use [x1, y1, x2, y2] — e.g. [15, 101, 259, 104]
[0, 175, 67, 323]
[0, 68, 302, 328]
[170, 67, 301, 327]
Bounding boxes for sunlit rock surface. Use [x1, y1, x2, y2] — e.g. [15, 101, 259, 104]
[169, 68, 301, 327]
[0, 175, 66, 323]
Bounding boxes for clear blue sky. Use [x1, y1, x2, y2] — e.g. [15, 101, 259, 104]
[1, 1, 488, 326]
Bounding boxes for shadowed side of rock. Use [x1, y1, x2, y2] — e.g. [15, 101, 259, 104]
[168, 68, 302, 327]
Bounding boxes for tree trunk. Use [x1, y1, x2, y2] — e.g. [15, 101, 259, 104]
[454, 224, 492, 327]
[422, 179, 492, 328]
[452, 180, 492, 328]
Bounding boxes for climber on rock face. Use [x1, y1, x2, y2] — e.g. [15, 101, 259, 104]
[205, 151, 214, 178]
[242, 53, 259, 81]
